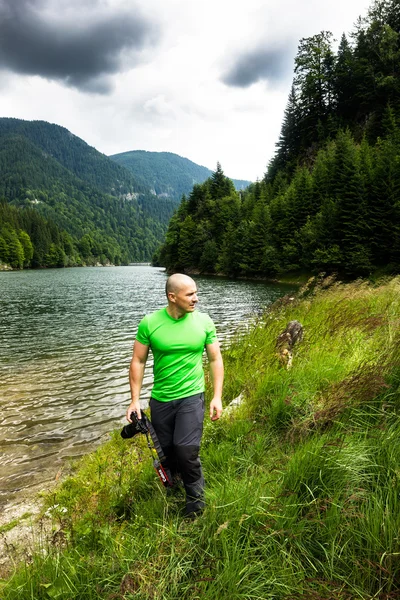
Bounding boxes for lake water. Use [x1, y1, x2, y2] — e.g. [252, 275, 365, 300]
[0, 266, 296, 509]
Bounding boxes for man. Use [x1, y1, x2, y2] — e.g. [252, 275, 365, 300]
[126, 273, 224, 518]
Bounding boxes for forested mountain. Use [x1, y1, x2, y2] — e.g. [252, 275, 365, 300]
[110, 150, 251, 201]
[0, 119, 177, 268]
[158, 0, 400, 279]
[0, 118, 145, 196]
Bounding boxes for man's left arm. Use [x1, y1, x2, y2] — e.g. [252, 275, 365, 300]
[206, 341, 224, 421]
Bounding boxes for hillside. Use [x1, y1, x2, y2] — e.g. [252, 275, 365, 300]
[110, 150, 251, 201]
[0, 119, 177, 267]
[2, 276, 400, 598]
[0, 118, 145, 196]
[158, 0, 400, 279]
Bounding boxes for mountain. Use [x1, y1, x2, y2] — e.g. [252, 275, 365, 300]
[109, 150, 251, 202]
[0, 118, 177, 267]
[0, 118, 146, 196]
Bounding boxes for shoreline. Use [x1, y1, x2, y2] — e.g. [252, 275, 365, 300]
[1, 268, 284, 559]
[0, 262, 116, 272]
[0, 262, 154, 272]
[160, 265, 310, 287]
[2, 276, 399, 597]
[0, 482, 59, 578]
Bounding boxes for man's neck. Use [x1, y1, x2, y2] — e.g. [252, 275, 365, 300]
[166, 305, 186, 320]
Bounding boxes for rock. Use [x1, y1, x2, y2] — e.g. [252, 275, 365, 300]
[224, 392, 244, 415]
[0, 262, 13, 271]
[276, 320, 303, 369]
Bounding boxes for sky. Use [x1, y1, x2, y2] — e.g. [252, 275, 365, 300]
[0, 0, 373, 182]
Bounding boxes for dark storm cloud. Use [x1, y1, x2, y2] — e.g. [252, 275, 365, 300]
[222, 44, 295, 88]
[0, 0, 159, 93]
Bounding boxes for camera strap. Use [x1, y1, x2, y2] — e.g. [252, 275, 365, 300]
[141, 413, 173, 488]
[142, 414, 166, 460]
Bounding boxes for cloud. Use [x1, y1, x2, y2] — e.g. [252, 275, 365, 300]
[221, 43, 296, 88]
[0, 0, 373, 180]
[0, 0, 159, 93]
[144, 94, 177, 119]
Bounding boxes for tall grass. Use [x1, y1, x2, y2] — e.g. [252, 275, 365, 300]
[2, 276, 400, 599]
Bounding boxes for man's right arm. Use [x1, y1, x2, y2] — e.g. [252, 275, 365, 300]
[126, 340, 149, 422]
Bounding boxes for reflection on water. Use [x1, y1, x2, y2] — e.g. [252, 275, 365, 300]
[0, 266, 296, 507]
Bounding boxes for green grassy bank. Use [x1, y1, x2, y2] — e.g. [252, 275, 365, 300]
[2, 276, 400, 599]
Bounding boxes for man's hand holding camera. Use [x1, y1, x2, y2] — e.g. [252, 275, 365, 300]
[126, 401, 141, 423]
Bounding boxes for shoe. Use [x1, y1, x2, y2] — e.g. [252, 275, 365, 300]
[172, 473, 183, 486]
[166, 477, 185, 499]
[182, 500, 205, 520]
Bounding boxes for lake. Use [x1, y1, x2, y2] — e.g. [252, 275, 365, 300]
[0, 266, 296, 509]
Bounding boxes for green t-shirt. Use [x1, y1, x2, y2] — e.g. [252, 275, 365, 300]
[135, 308, 218, 401]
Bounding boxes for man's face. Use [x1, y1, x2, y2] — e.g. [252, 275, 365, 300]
[171, 282, 198, 313]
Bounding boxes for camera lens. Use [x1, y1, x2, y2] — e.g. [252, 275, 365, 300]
[121, 422, 140, 439]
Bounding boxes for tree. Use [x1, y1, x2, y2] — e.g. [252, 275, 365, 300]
[334, 34, 356, 127]
[78, 234, 93, 260]
[294, 31, 335, 148]
[273, 85, 302, 175]
[45, 243, 66, 268]
[18, 230, 33, 266]
[292, 166, 314, 226]
[199, 240, 218, 273]
[0, 234, 8, 263]
[2, 227, 24, 268]
[178, 216, 198, 268]
[217, 223, 237, 276]
[352, 3, 400, 139]
[370, 134, 400, 265]
[209, 163, 235, 200]
[333, 130, 372, 274]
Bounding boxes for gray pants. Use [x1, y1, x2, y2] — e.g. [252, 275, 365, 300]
[149, 393, 205, 511]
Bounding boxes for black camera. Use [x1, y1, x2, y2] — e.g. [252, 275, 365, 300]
[120, 411, 148, 439]
[120, 409, 173, 488]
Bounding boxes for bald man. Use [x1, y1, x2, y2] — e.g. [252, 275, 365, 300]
[126, 273, 224, 518]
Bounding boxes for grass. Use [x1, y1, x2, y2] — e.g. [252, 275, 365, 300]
[2, 275, 400, 599]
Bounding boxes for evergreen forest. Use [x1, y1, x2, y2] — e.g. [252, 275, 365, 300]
[157, 0, 400, 278]
[0, 119, 177, 268]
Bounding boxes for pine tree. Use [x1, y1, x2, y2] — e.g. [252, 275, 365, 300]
[311, 144, 334, 211]
[292, 166, 314, 226]
[209, 163, 235, 200]
[273, 85, 301, 175]
[370, 128, 400, 265]
[217, 223, 238, 276]
[334, 34, 356, 127]
[294, 31, 334, 148]
[333, 129, 372, 273]
[178, 215, 198, 268]
[199, 240, 218, 273]
[247, 203, 275, 275]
